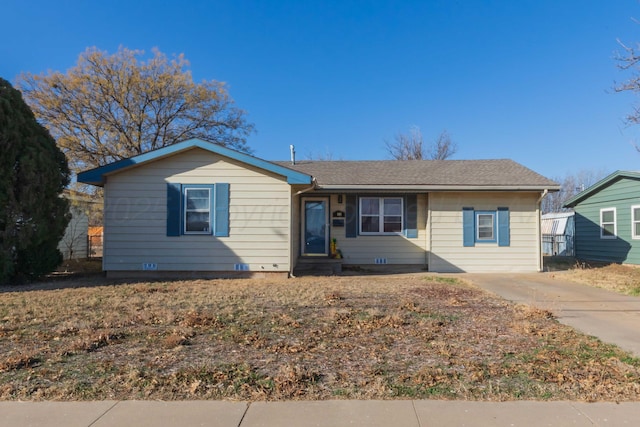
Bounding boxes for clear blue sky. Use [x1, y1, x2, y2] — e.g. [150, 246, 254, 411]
[2, 0, 640, 179]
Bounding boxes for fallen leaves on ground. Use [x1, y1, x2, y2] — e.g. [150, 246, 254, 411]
[1, 274, 639, 401]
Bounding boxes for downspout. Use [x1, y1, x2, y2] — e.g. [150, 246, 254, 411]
[536, 189, 549, 272]
[295, 178, 317, 196]
[537, 189, 549, 204]
[290, 178, 318, 278]
[426, 193, 431, 271]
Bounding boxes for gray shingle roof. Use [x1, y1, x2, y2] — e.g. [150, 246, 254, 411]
[273, 159, 559, 189]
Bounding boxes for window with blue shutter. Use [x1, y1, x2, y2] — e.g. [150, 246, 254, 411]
[462, 207, 510, 247]
[166, 183, 182, 236]
[405, 194, 418, 238]
[359, 197, 403, 234]
[497, 207, 510, 247]
[166, 183, 230, 237]
[184, 185, 214, 234]
[475, 211, 497, 243]
[345, 195, 357, 238]
[214, 183, 230, 237]
[462, 208, 475, 247]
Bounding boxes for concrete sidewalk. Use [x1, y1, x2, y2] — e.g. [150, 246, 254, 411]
[462, 272, 640, 357]
[2, 399, 640, 427]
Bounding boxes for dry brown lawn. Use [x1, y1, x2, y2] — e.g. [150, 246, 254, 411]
[1, 273, 640, 401]
[560, 262, 640, 296]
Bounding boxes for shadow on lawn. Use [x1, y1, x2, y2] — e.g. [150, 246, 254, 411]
[0, 258, 117, 293]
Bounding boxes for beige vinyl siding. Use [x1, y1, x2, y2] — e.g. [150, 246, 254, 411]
[333, 194, 428, 265]
[103, 148, 292, 272]
[429, 192, 541, 272]
[289, 186, 305, 270]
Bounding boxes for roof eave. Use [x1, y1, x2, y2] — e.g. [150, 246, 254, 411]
[77, 138, 312, 186]
[315, 184, 561, 192]
[563, 170, 640, 208]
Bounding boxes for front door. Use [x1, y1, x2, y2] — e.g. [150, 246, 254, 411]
[302, 197, 329, 256]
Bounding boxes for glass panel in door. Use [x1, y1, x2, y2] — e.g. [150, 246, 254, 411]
[303, 199, 328, 255]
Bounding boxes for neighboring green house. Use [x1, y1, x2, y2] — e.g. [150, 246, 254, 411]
[564, 170, 640, 264]
[77, 138, 559, 277]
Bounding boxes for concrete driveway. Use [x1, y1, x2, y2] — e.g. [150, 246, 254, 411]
[462, 272, 640, 357]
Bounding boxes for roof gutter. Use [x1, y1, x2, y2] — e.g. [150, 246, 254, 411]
[315, 184, 561, 192]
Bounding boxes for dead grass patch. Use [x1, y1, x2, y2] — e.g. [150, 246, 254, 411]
[561, 263, 640, 296]
[0, 274, 639, 401]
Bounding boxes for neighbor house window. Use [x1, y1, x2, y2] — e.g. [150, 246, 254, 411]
[359, 197, 403, 234]
[633, 206, 640, 239]
[184, 187, 211, 233]
[600, 208, 617, 239]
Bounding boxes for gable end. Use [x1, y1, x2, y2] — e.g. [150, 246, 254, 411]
[77, 138, 312, 186]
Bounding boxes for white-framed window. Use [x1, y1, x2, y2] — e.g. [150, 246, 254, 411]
[184, 187, 211, 234]
[600, 208, 617, 239]
[462, 207, 510, 247]
[632, 205, 640, 239]
[359, 197, 403, 234]
[475, 211, 496, 243]
[167, 182, 229, 237]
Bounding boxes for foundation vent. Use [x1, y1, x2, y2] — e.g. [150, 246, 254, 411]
[374, 258, 387, 265]
[234, 263, 250, 271]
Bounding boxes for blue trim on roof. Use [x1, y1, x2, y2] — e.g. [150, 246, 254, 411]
[563, 170, 640, 208]
[77, 138, 312, 186]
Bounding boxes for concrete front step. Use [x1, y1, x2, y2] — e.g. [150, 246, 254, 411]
[294, 257, 343, 275]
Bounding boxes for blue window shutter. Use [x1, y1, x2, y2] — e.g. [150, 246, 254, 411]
[167, 183, 182, 236]
[498, 207, 510, 247]
[345, 194, 357, 238]
[214, 183, 230, 237]
[405, 194, 418, 238]
[463, 207, 475, 247]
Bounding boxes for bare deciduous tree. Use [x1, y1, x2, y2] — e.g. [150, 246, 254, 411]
[385, 126, 456, 160]
[541, 169, 608, 213]
[615, 37, 640, 129]
[304, 147, 342, 161]
[385, 126, 424, 160]
[426, 130, 456, 160]
[613, 34, 640, 153]
[17, 46, 254, 174]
